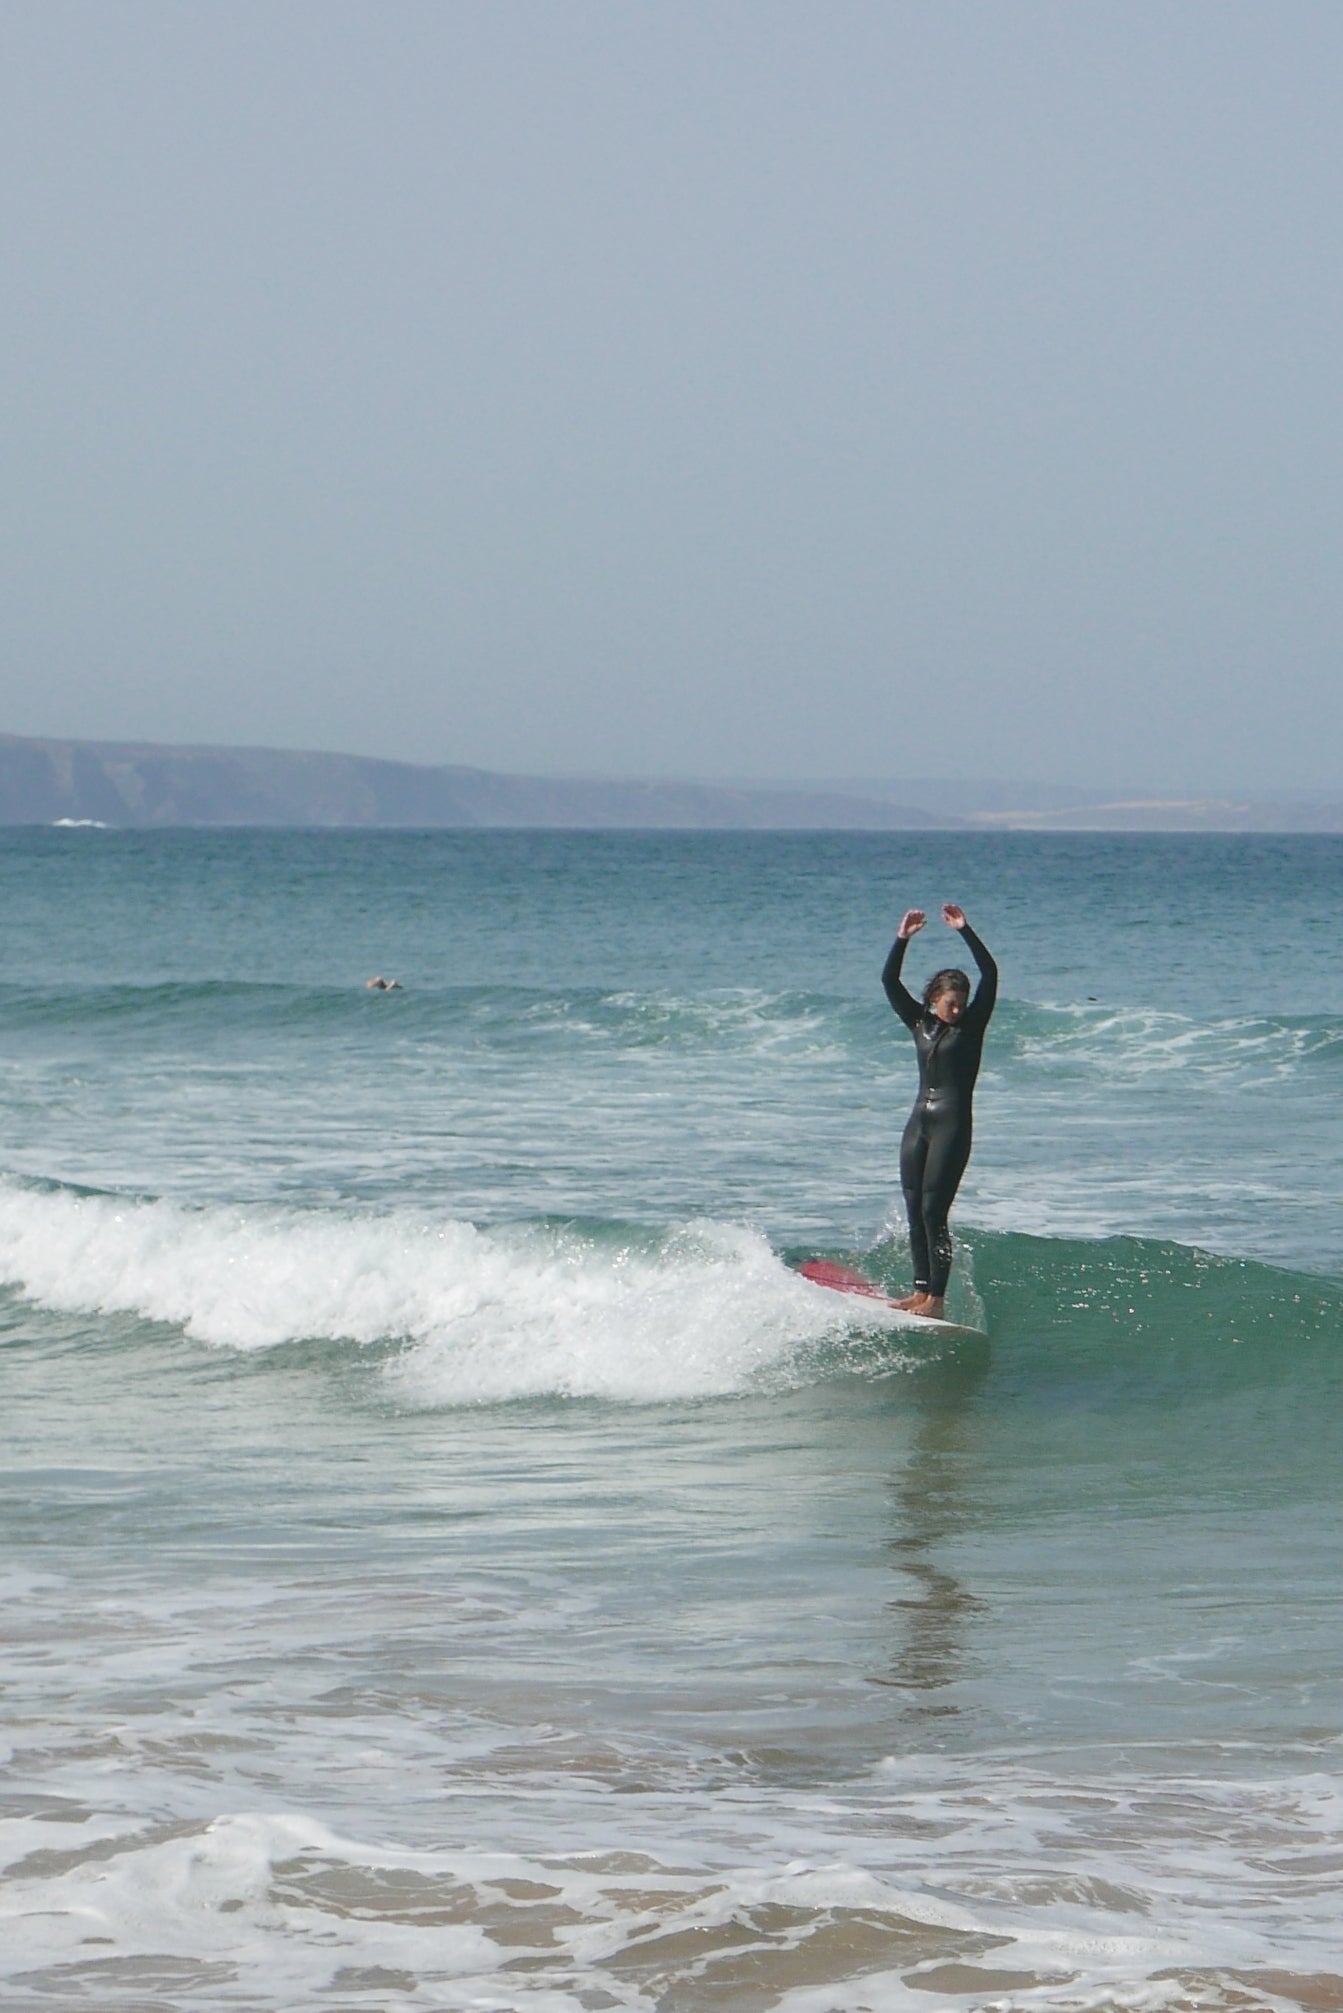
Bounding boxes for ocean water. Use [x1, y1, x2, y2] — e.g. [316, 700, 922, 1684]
[2, 827, 1342, 2011]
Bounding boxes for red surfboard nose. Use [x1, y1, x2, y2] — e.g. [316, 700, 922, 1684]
[798, 1259, 891, 1302]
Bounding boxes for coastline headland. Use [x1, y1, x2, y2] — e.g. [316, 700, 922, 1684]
[1, 733, 1339, 830]
[0, 734, 942, 830]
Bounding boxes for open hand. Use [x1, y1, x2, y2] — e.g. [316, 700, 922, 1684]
[898, 909, 927, 939]
[942, 903, 967, 931]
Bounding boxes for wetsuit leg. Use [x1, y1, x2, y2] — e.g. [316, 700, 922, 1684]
[899, 1109, 932, 1290]
[919, 1113, 973, 1298]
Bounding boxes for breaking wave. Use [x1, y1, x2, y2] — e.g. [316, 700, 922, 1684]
[0, 1177, 1339, 1413]
[0, 1178, 945, 1405]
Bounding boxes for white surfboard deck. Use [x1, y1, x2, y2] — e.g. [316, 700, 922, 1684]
[797, 1259, 986, 1338]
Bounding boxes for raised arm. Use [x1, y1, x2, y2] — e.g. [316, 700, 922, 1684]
[943, 904, 997, 1027]
[882, 909, 926, 1030]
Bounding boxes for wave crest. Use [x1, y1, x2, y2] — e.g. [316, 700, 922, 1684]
[0, 1181, 934, 1405]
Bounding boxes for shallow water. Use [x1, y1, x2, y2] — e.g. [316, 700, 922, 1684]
[2, 829, 1342, 2008]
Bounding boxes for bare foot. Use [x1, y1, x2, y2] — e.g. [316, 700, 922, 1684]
[893, 1293, 924, 1311]
[910, 1295, 945, 1320]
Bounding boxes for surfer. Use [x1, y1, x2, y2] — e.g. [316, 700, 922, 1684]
[882, 903, 997, 1319]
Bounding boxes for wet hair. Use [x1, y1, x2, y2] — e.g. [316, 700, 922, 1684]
[922, 967, 971, 1011]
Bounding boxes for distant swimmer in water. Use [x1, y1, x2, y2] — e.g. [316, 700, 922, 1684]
[365, 976, 402, 991]
[882, 903, 998, 1319]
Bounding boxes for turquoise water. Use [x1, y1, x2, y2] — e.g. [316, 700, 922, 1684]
[2, 830, 1342, 2008]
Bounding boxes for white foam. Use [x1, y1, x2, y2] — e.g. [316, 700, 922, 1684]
[4, 1786, 1338, 2011]
[0, 1181, 901, 1403]
[1018, 1000, 1343, 1085]
[388, 1220, 826, 1405]
[0, 1812, 494, 2001]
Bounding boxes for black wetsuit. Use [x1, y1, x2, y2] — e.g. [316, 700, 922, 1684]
[882, 925, 998, 1298]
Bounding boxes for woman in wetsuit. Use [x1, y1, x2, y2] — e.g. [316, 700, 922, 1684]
[882, 903, 997, 1319]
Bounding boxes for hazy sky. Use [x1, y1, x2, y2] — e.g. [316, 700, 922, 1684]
[3, 2, 1341, 791]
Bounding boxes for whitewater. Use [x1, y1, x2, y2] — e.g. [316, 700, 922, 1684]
[3, 827, 1342, 2010]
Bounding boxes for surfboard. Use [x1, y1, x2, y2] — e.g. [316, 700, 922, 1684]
[796, 1259, 986, 1337]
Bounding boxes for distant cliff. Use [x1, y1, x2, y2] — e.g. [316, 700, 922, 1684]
[3, 735, 1336, 830]
[0, 735, 943, 829]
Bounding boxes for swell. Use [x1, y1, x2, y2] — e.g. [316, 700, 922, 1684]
[793, 1223, 1343, 1400]
[961, 1222, 1343, 1378]
[4, 980, 1343, 1072]
[0, 980, 862, 1058]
